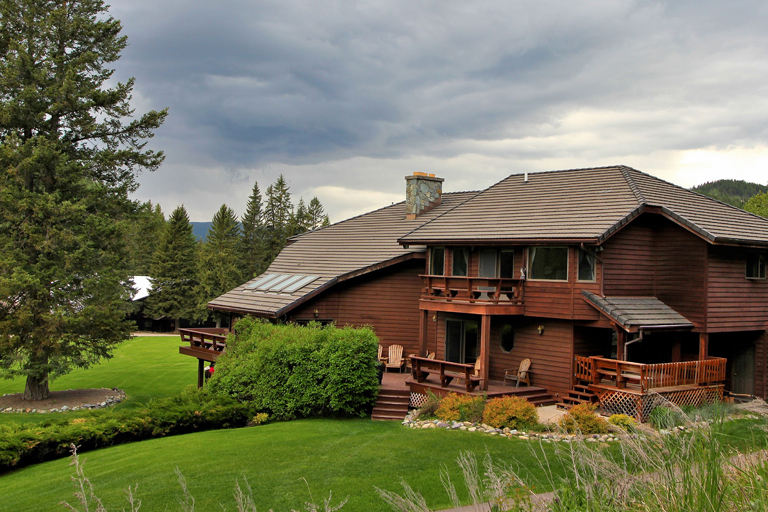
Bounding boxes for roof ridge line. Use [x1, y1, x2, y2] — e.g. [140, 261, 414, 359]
[621, 167, 646, 205]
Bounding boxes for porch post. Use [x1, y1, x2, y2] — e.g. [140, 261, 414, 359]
[699, 333, 709, 360]
[419, 309, 429, 356]
[480, 315, 491, 391]
[197, 358, 204, 389]
[616, 328, 626, 361]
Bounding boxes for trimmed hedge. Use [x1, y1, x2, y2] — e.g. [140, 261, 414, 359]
[482, 396, 538, 430]
[0, 387, 257, 471]
[209, 317, 380, 420]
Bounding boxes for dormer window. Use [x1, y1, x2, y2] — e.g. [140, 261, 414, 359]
[746, 253, 766, 279]
[430, 247, 445, 275]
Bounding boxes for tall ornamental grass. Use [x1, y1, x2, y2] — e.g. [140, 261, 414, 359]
[209, 317, 380, 419]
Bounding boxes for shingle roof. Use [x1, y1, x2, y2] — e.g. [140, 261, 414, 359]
[399, 166, 768, 246]
[208, 191, 477, 316]
[582, 290, 693, 331]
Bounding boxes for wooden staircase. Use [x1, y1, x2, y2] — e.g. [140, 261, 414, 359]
[557, 383, 599, 410]
[371, 388, 410, 421]
[512, 386, 558, 407]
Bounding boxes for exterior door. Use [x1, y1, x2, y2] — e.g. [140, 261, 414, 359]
[732, 343, 755, 395]
[445, 319, 479, 364]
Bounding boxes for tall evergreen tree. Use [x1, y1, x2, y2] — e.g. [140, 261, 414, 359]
[307, 197, 327, 230]
[745, 192, 768, 218]
[196, 204, 242, 325]
[288, 198, 311, 236]
[239, 182, 264, 279]
[0, 0, 167, 400]
[145, 206, 198, 332]
[125, 201, 165, 276]
[263, 175, 292, 266]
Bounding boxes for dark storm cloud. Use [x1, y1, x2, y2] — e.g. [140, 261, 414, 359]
[109, 0, 768, 219]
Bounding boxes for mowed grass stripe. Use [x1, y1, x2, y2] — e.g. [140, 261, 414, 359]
[0, 418, 562, 512]
[0, 335, 195, 426]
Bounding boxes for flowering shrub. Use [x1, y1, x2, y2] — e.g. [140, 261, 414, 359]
[559, 403, 609, 434]
[608, 413, 637, 431]
[435, 393, 486, 422]
[482, 396, 538, 430]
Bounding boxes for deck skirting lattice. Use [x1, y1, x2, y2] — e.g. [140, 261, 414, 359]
[410, 392, 428, 408]
[594, 385, 724, 421]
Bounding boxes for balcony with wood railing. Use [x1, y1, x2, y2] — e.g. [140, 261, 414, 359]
[178, 327, 229, 362]
[420, 275, 524, 313]
[574, 355, 727, 394]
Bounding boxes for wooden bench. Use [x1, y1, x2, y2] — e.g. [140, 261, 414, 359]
[410, 356, 482, 392]
[179, 328, 228, 352]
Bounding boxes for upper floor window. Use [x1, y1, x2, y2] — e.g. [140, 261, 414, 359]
[478, 249, 516, 278]
[746, 253, 766, 279]
[430, 247, 445, 275]
[452, 248, 468, 276]
[577, 249, 596, 282]
[529, 246, 568, 281]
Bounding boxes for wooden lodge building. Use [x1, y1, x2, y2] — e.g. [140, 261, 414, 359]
[192, 166, 768, 419]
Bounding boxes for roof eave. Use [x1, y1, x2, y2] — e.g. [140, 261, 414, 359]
[398, 237, 601, 246]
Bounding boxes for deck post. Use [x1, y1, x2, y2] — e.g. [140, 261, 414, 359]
[616, 328, 626, 361]
[197, 358, 204, 389]
[699, 333, 709, 360]
[419, 309, 429, 356]
[480, 315, 491, 391]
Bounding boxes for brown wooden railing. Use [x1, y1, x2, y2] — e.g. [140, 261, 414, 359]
[179, 328, 228, 353]
[420, 275, 524, 304]
[576, 355, 727, 393]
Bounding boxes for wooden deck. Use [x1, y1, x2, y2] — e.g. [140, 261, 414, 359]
[573, 355, 728, 420]
[178, 328, 229, 388]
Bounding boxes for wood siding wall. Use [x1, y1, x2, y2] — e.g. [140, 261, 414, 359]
[707, 246, 768, 332]
[288, 260, 428, 355]
[602, 214, 707, 330]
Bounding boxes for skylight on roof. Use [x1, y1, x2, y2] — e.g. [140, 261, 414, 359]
[245, 273, 320, 293]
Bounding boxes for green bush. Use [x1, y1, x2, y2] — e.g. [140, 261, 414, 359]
[0, 387, 257, 471]
[482, 396, 538, 430]
[649, 406, 686, 429]
[435, 393, 486, 423]
[209, 317, 380, 420]
[608, 414, 637, 432]
[415, 391, 441, 419]
[559, 403, 609, 434]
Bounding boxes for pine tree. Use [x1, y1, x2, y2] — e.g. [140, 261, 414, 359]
[145, 206, 198, 332]
[196, 205, 242, 325]
[288, 198, 311, 236]
[239, 182, 264, 280]
[125, 201, 165, 276]
[263, 175, 293, 267]
[0, 0, 167, 400]
[307, 197, 327, 230]
[321, 215, 331, 228]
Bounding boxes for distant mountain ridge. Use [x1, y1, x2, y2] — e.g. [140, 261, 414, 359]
[692, 179, 768, 209]
[190, 222, 212, 241]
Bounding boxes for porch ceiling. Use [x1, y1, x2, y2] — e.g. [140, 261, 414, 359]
[581, 290, 694, 332]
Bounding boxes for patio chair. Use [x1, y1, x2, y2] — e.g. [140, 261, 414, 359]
[503, 358, 531, 387]
[378, 345, 387, 364]
[385, 344, 405, 372]
[405, 350, 437, 372]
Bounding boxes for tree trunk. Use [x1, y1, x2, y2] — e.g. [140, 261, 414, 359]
[23, 374, 50, 401]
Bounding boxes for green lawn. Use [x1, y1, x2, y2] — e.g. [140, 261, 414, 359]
[0, 335, 195, 426]
[0, 418, 563, 512]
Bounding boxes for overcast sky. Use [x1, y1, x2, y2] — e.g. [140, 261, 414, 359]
[111, 0, 768, 222]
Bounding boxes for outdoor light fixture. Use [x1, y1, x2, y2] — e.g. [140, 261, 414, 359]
[538, 325, 544, 335]
[432, 314, 437, 322]
[314, 309, 319, 318]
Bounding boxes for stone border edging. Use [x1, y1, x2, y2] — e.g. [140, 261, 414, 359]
[1, 388, 126, 414]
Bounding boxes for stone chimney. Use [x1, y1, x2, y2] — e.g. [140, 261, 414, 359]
[405, 172, 444, 219]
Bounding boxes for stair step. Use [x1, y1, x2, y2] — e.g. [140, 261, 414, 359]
[568, 390, 596, 398]
[371, 413, 407, 421]
[375, 399, 409, 407]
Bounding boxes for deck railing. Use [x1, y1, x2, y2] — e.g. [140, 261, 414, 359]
[575, 355, 727, 393]
[179, 327, 229, 353]
[420, 275, 524, 304]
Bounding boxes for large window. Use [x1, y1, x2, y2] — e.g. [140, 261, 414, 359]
[577, 249, 595, 282]
[445, 319, 478, 364]
[430, 247, 445, 275]
[746, 253, 766, 279]
[529, 247, 569, 281]
[452, 248, 468, 276]
[477, 249, 515, 278]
